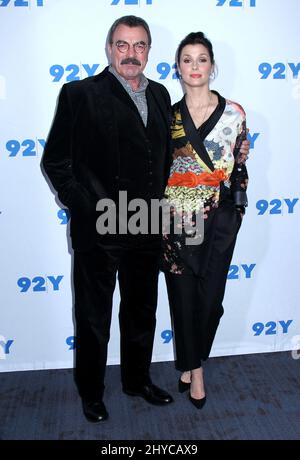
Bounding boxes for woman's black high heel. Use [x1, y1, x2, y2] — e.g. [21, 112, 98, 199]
[188, 393, 206, 409]
[178, 378, 191, 393]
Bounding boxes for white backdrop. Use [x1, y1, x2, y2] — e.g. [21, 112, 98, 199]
[1, 0, 300, 372]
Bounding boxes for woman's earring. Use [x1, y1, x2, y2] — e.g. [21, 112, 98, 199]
[210, 67, 216, 80]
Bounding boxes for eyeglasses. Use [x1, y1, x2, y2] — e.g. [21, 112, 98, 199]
[114, 40, 149, 54]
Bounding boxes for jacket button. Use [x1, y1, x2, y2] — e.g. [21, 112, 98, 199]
[115, 176, 119, 180]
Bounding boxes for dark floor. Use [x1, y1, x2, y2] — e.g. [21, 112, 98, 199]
[0, 351, 299, 440]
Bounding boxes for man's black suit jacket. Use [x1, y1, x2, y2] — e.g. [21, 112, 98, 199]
[42, 67, 172, 251]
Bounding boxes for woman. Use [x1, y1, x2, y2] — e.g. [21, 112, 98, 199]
[162, 32, 249, 409]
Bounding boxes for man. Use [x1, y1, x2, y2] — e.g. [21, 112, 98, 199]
[42, 16, 172, 423]
[42, 15, 250, 423]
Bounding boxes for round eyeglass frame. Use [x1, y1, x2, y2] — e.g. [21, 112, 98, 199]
[114, 40, 149, 54]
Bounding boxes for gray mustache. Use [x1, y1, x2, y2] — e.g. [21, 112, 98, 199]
[121, 58, 141, 66]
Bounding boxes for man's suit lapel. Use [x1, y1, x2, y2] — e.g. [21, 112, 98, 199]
[105, 69, 147, 129]
[90, 68, 121, 189]
[92, 68, 117, 133]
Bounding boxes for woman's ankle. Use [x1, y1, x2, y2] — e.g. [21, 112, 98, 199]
[190, 368, 205, 398]
[180, 371, 191, 383]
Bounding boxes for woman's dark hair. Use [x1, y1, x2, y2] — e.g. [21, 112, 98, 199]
[176, 32, 214, 65]
[108, 15, 152, 46]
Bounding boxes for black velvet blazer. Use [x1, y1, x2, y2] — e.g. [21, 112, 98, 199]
[42, 66, 171, 251]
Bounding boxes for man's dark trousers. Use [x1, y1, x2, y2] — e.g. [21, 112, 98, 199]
[73, 236, 161, 402]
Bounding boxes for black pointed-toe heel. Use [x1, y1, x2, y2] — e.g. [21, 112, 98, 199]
[178, 378, 191, 393]
[188, 393, 206, 409]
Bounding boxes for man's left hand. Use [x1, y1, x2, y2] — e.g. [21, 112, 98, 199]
[239, 138, 250, 163]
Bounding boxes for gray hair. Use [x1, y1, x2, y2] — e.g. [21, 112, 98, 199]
[107, 15, 152, 46]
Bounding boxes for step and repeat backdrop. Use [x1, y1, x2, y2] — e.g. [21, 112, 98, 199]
[1, 0, 300, 372]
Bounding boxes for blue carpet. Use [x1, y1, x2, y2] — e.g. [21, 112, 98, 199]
[0, 351, 299, 440]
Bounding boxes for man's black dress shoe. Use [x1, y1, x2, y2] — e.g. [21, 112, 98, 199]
[123, 383, 174, 405]
[82, 399, 109, 422]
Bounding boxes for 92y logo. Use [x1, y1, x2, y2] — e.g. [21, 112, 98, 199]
[66, 336, 76, 350]
[17, 276, 63, 292]
[259, 63, 300, 80]
[161, 330, 173, 343]
[216, 0, 256, 6]
[6, 139, 45, 157]
[0, 335, 14, 359]
[228, 264, 256, 280]
[247, 132, 259, 149]
[111, 0, 152, 5]
[157, 62, 179, 80]
[0, 0, 43, 6]
[50, 64, 100, 83]
[253, 320, 293, 336]
[256, 198, 298, 215]
[58, 209, 70, 225]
